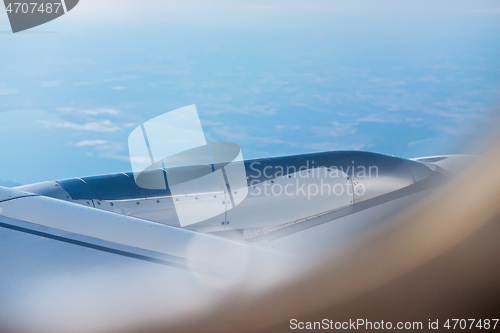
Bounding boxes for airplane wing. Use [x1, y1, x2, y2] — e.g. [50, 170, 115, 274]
[0, 185, 294, 333]
[0, 152, 478, 332]
[12, 151, 464, 255]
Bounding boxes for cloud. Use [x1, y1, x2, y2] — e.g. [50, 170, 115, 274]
[423, 109, 482, 120]
[213, 126, 287, 145]
[201, 120, 223, 126]
[39, 120, 120, 132]
[111, 86, 127, 90]
[300, 142, 366, 151]
[0, 88, 19, 95]
[200, 105, 278, 117]
[408, 138, 432, 147]
[275, 125, 301, 130]
[74, 80, 101, 86]
[433, 124, 460, 136]
[235, 105, 277, 116]
[406, 117, 424, 122]
[75, 140, 107, 147]
[357, 114, 392, 123]
[41, 80, 63, 88]
[74, 139, 130, 161]
[93, 141, 129, 161]
[313, 121, 357, 137]
[0, 82, 19, 95]
[74, 75, 140, 86]
[56, 107, 120, 116]
[370, 77, 407, 87]
[204, 111, 221, 116]
[213, 125, 364, 153]
[418, 76, 440, 83]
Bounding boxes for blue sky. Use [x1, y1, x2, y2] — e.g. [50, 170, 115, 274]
[1, 0, 499, 185]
